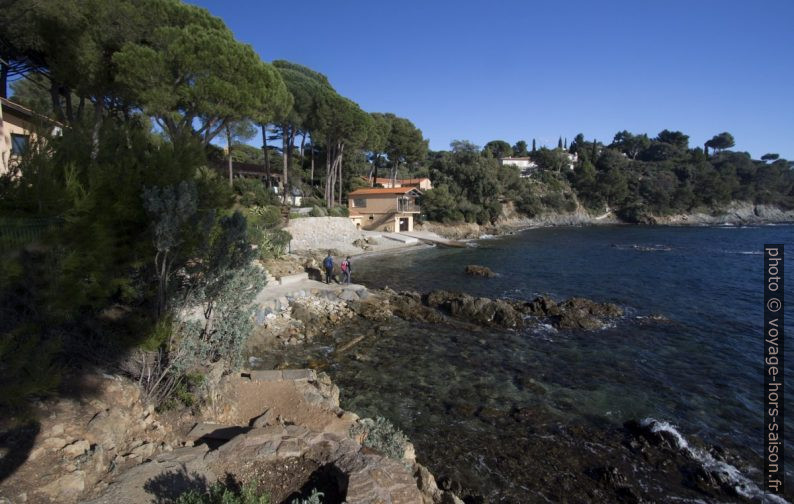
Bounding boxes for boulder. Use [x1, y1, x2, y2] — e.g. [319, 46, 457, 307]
[37, 471, 85, 501]
[61, 439, 91, 459]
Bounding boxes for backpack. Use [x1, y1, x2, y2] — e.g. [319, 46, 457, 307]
[341, 260, 349, 272]
[323, 256, 333, 269]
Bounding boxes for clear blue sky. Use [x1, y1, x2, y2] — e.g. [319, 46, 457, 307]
[190, 0, 794, 159]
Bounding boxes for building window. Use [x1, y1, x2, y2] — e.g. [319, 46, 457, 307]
[353, 198, 367, 208]
[10, 134, 29, 156]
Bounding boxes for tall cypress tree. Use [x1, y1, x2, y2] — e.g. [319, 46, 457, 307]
[532, 139, 536, 152]
[558, 137, 563, 149]
[564, 137, 568, 149]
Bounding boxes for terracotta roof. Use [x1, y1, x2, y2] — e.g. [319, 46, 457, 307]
[348, 187, 421, 196]
[1, 97, 63, 126]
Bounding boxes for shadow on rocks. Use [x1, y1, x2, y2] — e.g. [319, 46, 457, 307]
[0, 421, 40, 483]
[144, 469, 211, 503]
[282, 463, 348, 504]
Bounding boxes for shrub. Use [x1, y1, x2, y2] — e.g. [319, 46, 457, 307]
[300, 196, 324, 208]
[176, 482, 269, 504]
[291, 489, 324, 504]
[258, 229, 292, 259]
[327, 206, 349, 217]
[309, 206, 327, 217]
[350, 416, 408, 460]
[247, 205, 282, 229]
[233, 178, 277, 207]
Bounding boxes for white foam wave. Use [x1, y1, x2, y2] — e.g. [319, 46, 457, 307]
[723, 250, 764, 255]
[640, 418, 790, 504]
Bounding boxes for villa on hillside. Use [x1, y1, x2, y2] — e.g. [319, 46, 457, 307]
[0, 97, 62, 176]
[212, 160, 284, 189]
[500, 152, 578, 176]
[348, 186, 422, 232]
[369, 176, 433, 190]
[499, 157, 539, 177]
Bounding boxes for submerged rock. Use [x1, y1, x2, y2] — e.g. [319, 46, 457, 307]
[464, 265, 495, 277]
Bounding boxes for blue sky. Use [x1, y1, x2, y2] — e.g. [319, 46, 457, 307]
[190, 0, 794, 159]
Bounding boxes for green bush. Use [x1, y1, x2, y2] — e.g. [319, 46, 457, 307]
[350, 416, 408, 460]
[300, 196, 324, 208]
[291, 489, 324, 504]
[258, 229, 292, 259]
[233, 178, 277, 207]
[327, 206, 349, 217]
[247, 205, 283, 229]
[176, 482, 269, 504]
[309, 206, 327, 217]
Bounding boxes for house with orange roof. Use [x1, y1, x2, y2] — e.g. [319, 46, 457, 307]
[347, 186, 422, 232]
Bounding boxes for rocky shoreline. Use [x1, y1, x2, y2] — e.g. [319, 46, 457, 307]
[245, 281, 787, 503]
[416, 201, 794, 240]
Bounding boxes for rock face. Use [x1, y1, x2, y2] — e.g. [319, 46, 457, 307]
[464, 265, 495, 277]
[84, 372, 442, 504]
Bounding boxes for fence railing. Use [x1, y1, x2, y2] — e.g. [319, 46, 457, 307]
[0, 217, 63, 251]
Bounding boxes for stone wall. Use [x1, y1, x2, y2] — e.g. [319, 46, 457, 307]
[285, 217, 363, 253]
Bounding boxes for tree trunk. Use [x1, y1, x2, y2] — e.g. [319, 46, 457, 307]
[300, 132, 306, 165]
[324, 137, 332, 207]
[76, 96, 85, 121]
[309, 132, 315, 187]
[338, 143, 344, 206]
[281, 126, 289, 203]
[50, 83, 65, 123]
[64, 89, 74, 124]
[91, 96, 104, 160]
[226, 125, 234, 187]
[261, 123, 271, 187]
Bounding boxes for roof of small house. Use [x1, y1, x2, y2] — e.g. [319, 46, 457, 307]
[1, 97, 64, 127]
[348, 187, 421, 197]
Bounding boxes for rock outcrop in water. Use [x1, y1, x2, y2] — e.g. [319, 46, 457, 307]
[369, 289, 623, 331]
[464, 265, 495, 277]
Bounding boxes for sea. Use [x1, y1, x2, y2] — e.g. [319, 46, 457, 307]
[265, 225, 794, 502]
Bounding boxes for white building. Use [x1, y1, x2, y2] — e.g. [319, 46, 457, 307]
[499, 157, 539, 177]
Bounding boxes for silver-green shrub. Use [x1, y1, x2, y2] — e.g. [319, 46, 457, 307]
[350, 416, 408, 460]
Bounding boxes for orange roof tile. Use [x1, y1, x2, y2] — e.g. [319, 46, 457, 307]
[348, 187, 420, 196]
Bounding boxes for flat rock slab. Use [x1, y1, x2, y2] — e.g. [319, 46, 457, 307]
[279, 272, 309, 285]
[242, 369, 316, 382]
[383, 233, 419, 244]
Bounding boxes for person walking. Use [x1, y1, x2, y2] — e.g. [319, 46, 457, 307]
[323, 252, 334, 284]
[341, 256, 352, 284]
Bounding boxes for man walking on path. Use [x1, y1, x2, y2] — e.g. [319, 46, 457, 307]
[341, 256, 352, 284]
[323, 252, 334, 284]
